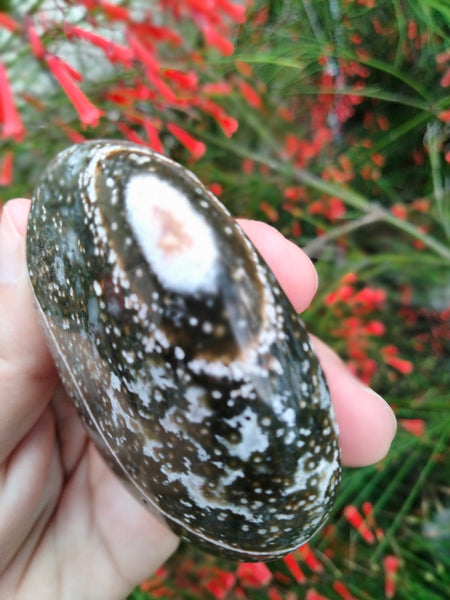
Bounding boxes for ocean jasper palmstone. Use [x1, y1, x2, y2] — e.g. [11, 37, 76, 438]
[26, 140, 341, 561]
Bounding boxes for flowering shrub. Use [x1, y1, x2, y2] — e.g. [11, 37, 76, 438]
[1, 0, 449, 599]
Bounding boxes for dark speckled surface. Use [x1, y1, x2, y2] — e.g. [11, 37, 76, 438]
[26, 140, 341, 561]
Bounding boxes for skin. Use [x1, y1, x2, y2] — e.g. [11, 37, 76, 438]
[0, 198, 397, 600]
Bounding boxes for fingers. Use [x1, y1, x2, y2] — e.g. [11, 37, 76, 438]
[0, 199, 58, 463]
[239, 219, 319, 313]
[311, 336, 397, 467]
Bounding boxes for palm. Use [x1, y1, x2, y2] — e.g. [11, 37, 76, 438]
[1, 378, 178, 600]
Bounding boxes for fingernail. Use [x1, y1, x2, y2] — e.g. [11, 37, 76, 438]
[0, 200, 28, 283]
[311, 262, 319, 295]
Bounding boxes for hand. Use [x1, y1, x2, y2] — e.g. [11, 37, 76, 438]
[0, 199, 396, 600]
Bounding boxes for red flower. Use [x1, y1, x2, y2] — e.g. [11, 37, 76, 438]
[197, 19, 235, 56]
[0, 62, 24, 140]
[295, 544, 323, 573]
[440, 68, 450, 87]
[236, 562, 272, 587]
[197, 98, 239, 137]
[383, 555, 400, 598]
[204, 570, 236, 599]
[399, 418, 425, 437]
[236, 79, 263, 109]
[390, 203, 408, 220]
[267, 587, 283, 600]
[381, 345, 413, 374]
[117, 122, 148, 146]
[26, 17, 46, 60]
[45, 54, 103, 127]
[343, 505, 375, 544]
[143, 118, 164, 154]
[97, 0, 130, 21]
[0, 12, 18, 32]
[145, 70, 178, 103]
[0, 150, 13, 186]
[217, 0, 247, 23]
[260, 201, 279, 222]
[163, 69, 198, 90]
[333, 581, 358, 600]
[56, 120, 86, 144]
[63, 24, 133, 66]
[283, 553, 306, 583]
[202, 81, 233, 96]
[127, 30, 160, 72]
[209, 182, 223, 196]
[306, 590, 331, 600]
[365, 320, 386, 336]
[131, 21, 183, 46]
[167, 122, 206, 160]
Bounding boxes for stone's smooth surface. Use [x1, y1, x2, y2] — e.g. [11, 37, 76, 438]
[26, 140, 341, 561]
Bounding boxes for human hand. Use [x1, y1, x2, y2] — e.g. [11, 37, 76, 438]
[0, 199, 396, 600]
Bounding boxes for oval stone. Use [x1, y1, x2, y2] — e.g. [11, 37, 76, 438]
[26, 140, 341, 561]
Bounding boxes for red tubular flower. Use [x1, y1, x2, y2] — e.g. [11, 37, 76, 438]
[399, 418, 425, 437]
[333, 581, 357, 600]
[197, 18, 235, 56]
[217, 0, 247, 23]
[197, 98, 238, 137]
[365, 320, 386, 336]
[296, 544, 323, 573]
[127, 31, 160, 72]
[390, 203, 408, 219]
[381, 345, 413, 375]
[0, 62, 25, 140]
[143, 118, 164, 154]
[63, 24, 134, 66]
[117, 122, 148, 146]
[45, 54, 103, 128]
[267, 587, 283, 600]
[0, 12, 19, 32]
[167, 123, 206, 160]
[236, 79, 263, 109]
[209, 182, 223, 196]
[26, 17, 46, 60]
[283, 553, 306, 583]
[383, 555, 400, 598]
[441, 69, 450, 88]
[98, 0, 130, 21]
[56, 121, 86, 143]
[0, 150, 13, 186]
[202, 81, 233, 96]
[236, 562, 272, 587]
[48, 54, 83, 82]
[163, 69, 198, 91]
[131, 21, 183, 46]
[204, 570, 236, 599]
[361, 502, 384, 540]
[343, 505, 375, 544]
[260, 201, 279, 222]
[146, 71, 178, 104]
[306, 590, 331, 600]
